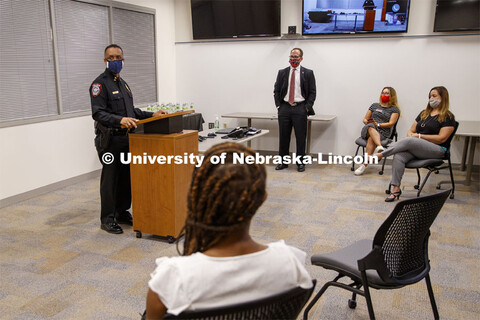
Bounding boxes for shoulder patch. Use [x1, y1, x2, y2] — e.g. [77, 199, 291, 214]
[91, 83, 102, 97]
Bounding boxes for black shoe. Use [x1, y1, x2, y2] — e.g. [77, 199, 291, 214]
[101, 222, 123, 234]
[385, 190, 402, 202]
[275, 164, 288, 170]
[116, 211, 133, 226]
[297, 164, 305, 172]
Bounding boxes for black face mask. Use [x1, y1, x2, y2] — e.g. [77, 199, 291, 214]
[107, 60, 123, 73]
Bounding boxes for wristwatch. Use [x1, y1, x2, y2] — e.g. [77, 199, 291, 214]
[377, 123, 380, 128]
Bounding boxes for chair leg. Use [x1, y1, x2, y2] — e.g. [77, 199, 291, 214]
[448, 160, 455, 199]
[417, 169, 435, 197]
[361, 271, 376, 320]
[385, 183, 392, 195]
[414, 168, 421, 190]
[379, 157, 387, 175]
[425, 274, 440, 320]
[351, 145, 363, 171]
[348, 292, 358, 309]
[303, 281, 332, 320]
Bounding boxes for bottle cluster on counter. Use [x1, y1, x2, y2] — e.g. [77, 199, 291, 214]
[147, 102, 194, 113]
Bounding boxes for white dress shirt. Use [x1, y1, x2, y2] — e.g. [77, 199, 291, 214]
[284, 66, 305, 103]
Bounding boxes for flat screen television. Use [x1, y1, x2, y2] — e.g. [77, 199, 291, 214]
[302, 0, 411, 35]
[433, 0, 480, 32]
[191, 0, 281, 39]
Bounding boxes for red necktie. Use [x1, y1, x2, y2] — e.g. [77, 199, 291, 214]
[288, 68, 296, 105]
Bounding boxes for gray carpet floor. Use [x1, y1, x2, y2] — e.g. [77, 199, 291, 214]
[0, 163, 479, 319]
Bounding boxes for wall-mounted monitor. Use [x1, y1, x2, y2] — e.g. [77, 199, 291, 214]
[433, 0, 480, 32]
[191, 0, 281, 40]
[302, 0, 411, 35]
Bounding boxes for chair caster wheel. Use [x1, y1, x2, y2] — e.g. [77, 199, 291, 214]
[414, 185, 419, 189]
[351, 167, 354, 171]
[379, 171, 384, 175]
[450, 194, 454, 199]
[436, 185, 441, 189]
[385, 189, 391, 194]
[135, 231, 142, 238]
[348, 299, 357, 309]
[167, 236, 175, 244]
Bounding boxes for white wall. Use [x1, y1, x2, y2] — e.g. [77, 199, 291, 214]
[0, 0, 176, 201]
[1, 0, 479, 201]
[0, 117, 98, 199]
[174, 0, 480, 162]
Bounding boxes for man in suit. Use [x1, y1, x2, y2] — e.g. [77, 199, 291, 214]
[274, 48, 316, 172]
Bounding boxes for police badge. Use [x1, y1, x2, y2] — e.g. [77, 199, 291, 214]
[91, 83, 102, 97]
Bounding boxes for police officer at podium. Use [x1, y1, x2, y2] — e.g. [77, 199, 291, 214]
[90, 44, 165, 234]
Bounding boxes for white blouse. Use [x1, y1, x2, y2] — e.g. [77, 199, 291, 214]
[148, 240, 313, 315]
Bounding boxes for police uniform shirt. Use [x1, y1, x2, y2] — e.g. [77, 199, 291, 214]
[90, 68, 152, 127]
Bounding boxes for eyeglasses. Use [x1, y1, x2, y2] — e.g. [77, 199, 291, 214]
[381, 92, 390, 95]
[105, 57, 123, 62]
[289, 55, 301, 59]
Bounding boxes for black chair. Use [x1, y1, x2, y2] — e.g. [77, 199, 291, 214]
[142, 280, 316, 320]
[303, 190, 451, 320]
[351, 122, 398, 175]
[387, 121, 459, 199]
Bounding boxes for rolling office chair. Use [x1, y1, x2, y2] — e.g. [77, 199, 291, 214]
[351, 122, 398, 175]
[386, 121, 459, 199]
[303, 190, 451, 320]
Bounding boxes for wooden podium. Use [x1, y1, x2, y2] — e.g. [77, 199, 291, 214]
[127, 111, 198, 242]
[363, 9, 376, 31]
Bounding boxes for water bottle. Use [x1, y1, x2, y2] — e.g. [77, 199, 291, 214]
[214, 117, 220, 130]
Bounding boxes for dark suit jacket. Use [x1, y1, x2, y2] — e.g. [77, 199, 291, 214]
[274, 66, 316, 115]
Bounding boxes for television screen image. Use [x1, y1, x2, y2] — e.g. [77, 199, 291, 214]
[302, 0, 410, 35]
[191, 0, 281, 39]
[434, 0, 480, 32]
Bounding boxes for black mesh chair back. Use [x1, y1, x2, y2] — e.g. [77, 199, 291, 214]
[159, 280, 316, 320]
[442, 120, 459, 150]
[304, 190, 451, 320]
[402, 121, 459, 199]
[367, 190, 451, 285]
[388, 121, 399, 141]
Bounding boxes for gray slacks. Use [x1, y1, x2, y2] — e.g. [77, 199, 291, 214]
[382, 137, 446, 186]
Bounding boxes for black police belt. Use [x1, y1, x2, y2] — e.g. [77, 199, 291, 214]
[111, 127, 132, 136]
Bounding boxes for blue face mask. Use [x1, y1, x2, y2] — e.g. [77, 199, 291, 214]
[107, 60, 123, 74]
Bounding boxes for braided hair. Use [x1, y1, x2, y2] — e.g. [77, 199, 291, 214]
[177, 142, 267, 256]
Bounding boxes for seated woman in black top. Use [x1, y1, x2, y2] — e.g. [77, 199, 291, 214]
[375, 86, 455, 202]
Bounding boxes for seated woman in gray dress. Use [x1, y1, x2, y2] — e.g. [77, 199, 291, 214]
[144, 143, 312, 319]
[354, 87, 400, 175]
[375, 86, 455, 202]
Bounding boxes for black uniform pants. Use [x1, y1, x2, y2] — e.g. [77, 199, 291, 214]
[97, 135, 131, 224]
[278, 101, 308, 162]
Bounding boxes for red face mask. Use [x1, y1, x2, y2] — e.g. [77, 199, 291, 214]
[289, 59, 300, 68]
[381, 94, 390, 103]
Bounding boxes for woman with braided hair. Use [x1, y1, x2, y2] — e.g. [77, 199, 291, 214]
[145, 142, 312, 319]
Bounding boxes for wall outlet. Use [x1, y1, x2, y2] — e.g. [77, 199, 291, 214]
[208, 122, 214, 129]
[288, 26, 296, 34]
